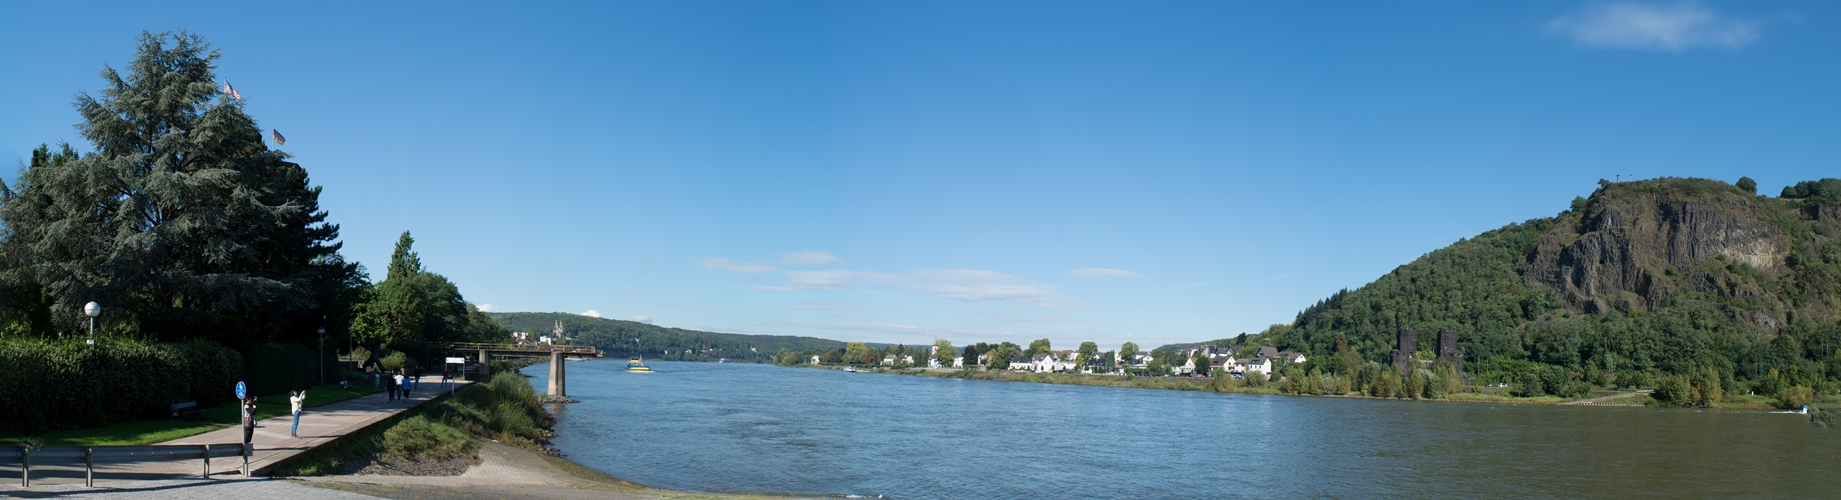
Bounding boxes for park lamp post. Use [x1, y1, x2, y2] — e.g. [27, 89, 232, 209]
[318, 326, 327, 385]
[83, 301, 101, 346]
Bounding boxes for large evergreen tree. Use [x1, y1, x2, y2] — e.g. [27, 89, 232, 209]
[0, 31, 360, 347]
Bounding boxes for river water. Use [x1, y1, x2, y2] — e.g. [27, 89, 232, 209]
[526, 361, 1838, 498]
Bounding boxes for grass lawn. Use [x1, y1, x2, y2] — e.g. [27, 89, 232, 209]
[0, 383, 382, 446]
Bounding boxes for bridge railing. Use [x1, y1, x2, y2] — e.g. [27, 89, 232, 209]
[445, 342, 601, 355]
[0, 443, 250, 487]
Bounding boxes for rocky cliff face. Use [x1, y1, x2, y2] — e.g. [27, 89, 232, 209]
[1525, 182, 1788, 325]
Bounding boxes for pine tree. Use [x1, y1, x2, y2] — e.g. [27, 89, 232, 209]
[0, 31, 355, 346]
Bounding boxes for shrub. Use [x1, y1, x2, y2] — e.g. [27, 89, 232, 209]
[0, 338, 241, 432]
[1654, 375, 1691, 406]
[1775, 386, 1815, 410]
[381, 415, 475, 461]
[1514, 372, 1544, 397]
[1208, 372, 1237, 393]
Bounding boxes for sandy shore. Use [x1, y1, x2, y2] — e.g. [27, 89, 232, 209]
[290, 441, 804, 500]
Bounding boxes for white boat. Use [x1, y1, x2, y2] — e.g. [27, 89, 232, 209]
[843, 367, 857, 372]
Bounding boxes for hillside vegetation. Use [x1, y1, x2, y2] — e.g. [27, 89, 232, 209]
[489, 312, 845, 363]
[1218, 177, 1841, 400]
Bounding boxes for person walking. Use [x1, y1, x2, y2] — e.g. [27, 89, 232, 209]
[289, 390, 307, 438]
[395, 371, 408, 402]
[385, 372, 397, 402]
[240, 396, 258, 454]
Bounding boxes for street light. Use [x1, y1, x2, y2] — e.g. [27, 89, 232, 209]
[318, 326, 327, 385]
[83, 301, 100, 346]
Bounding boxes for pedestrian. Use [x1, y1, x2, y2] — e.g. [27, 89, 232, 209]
[441, 368, 450, 384]
[395, 371, 408, 401]
[240, 396, 258, 452]
[385, 372, 396, 402]
[289, 389, 306, 438]
[414, 367, 423, 391]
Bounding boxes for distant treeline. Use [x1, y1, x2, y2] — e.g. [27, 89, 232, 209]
[489, 312, 845, 363]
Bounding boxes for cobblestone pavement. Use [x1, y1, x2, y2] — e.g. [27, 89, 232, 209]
[0, 477, 383, 499]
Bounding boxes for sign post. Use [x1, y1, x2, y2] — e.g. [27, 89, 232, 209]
[444, 357, 466, 395]
[235, 381, 246, 400]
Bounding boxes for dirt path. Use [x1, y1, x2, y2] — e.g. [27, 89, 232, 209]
[1561, 390, 1649, 406]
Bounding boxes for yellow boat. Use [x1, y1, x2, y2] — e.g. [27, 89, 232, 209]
[627, 357, 651, 372]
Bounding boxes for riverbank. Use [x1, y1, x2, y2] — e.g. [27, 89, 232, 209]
[814, 365, 1784, 408]
[295, 440, 804, 500]
[279, 362, 811, 499]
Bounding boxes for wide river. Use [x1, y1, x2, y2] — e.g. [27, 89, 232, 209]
[526, 361, 1837, 498]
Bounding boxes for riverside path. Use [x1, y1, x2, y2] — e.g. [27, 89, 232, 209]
[0, 374, 463, 493]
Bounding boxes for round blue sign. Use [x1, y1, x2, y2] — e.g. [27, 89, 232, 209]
[235, 381, 246, 399]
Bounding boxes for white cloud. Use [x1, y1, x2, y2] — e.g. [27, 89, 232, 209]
[697, 258, 778, 273]
[580, 310, 602, 318]
[706, 257, 1074, 306]
[628, 315, 652, 324]
[1070, 268, 1144, 278]
[1546, 2, 1762, 51]
[475, 303, 497, 312]
[779, 251, 843, 266]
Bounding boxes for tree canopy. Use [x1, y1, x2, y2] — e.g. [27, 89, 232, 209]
[0, 31, 363, 349]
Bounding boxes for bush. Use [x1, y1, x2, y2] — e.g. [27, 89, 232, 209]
[0, 338, 242, 432]
[1654, 375, 1692, 406]
[1514, 372, 1544, 397]
[1775, 386, 1816, 410]
[1208, 372, 1237, 393]
[381, 415, 475, 461]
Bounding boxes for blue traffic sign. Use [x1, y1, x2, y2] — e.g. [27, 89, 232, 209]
[235, 381, 246, 399]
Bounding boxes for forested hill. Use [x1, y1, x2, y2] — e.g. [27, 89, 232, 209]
[1244, 177, 1841, 383]
[489, 312, 846, 363]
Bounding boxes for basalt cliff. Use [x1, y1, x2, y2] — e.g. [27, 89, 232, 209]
[1256, 177, 1841, 376]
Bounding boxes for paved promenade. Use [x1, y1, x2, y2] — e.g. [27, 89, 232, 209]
[0, 375, 461, 494]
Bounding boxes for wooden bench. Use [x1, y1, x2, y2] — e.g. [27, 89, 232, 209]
[170, 401, 202, 420]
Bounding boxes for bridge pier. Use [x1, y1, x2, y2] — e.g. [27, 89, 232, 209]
[478, 348, 491, 383]
[548, 351, 566, 397]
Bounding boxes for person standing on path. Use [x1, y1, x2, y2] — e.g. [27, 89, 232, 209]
[240, 396, 258, 453]
[395, 371, 408, 402]
[289, 390, 307, 438]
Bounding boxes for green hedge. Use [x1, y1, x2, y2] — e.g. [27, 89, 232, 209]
[0, 339, 242, 432]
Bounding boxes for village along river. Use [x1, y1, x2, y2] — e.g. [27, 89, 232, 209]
[525, 360, 1837, 498]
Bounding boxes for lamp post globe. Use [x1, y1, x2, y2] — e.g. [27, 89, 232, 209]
[83, 301, 101, 345]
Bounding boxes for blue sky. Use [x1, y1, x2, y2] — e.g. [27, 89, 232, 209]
[3, 1, 1837, 351]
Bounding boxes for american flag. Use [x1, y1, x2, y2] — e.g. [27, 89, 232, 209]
[223, 80, 242, 100]
[271, 129, 286, 145]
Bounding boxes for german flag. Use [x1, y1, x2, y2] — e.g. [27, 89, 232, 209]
[271, 129, 286, 145]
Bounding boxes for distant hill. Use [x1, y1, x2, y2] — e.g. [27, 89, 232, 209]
[489, 312, 847, 363]
[1237, 177, 1841, 381]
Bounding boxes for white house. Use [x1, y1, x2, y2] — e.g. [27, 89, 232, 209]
[810, 355, 821, 365]
[1010, 355, 1033, 371]
[1236, 357, 1272, 375]
[1280, 352, 1307, 365]
[883, 355, 898, 366]
[1031, 354, 1055, 373]
[952, 356, 964, 368]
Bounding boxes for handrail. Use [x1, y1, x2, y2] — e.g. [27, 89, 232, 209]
[1, 443, 249, 487]
[445, 342, 601, 355]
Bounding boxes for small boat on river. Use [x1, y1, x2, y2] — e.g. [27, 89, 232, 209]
[627, 357, 652, 372]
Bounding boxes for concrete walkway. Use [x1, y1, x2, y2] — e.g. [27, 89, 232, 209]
[0, 375, 464, 491]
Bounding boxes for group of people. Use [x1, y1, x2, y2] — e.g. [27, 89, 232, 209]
[236, 366, 440, 450]
[385, 367, 423, 402]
